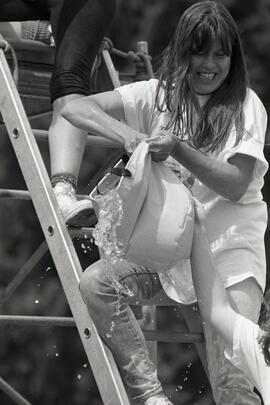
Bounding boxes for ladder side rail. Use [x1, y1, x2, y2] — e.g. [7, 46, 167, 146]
[0, 48, 130, 405]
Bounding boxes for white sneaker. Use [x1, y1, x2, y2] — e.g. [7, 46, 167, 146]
[54, 181, 96, 227]
[145, 394, 173, 405]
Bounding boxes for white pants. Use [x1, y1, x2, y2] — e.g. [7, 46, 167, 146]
[204, 277, 263, 405]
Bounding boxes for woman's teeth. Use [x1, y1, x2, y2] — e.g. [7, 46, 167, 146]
[199, 72, 215, 80]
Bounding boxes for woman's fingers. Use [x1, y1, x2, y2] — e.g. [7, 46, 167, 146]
[145, 135, 163, 143]
[124, 134, 146, 154]
[151, 152, 168, 161]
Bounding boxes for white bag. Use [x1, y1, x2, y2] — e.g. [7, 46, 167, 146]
[91, 141, 194, 272]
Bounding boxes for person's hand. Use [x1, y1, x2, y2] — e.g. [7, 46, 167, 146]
[124, 132, 146, 154]
[146, 131, 176, 161]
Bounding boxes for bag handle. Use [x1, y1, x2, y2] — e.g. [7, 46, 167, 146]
[105, 167, 132, 177]
[96, 166, 132, 195]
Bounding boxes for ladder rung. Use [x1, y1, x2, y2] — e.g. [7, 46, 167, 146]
[0, 188, 90, 201]
[143, 330, 204, 343]
[0, 188, 30, 199]
[0, 315, 74, 327]
[0, 315, 204, 343]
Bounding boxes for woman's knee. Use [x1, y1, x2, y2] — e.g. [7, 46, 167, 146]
[79, 261, 107, 307]
[227, 277, 263, 322]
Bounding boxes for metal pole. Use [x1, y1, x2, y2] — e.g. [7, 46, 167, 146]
[0, 378, 31, 405]
[0, 241, 48, 306]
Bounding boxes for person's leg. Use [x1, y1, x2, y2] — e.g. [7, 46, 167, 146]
[0, 0, 116, 226]
[48, 0, 117, 226]
[0, 1, 49, 21]
[80, 258, 173, 404]
[203, 277, 263, 405]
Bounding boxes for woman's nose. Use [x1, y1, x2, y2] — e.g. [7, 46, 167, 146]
[202, 53, 216, 68]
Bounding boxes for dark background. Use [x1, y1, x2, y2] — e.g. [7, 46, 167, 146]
[0, 0, 270, 404]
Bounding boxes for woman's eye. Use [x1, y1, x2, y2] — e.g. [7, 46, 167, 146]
[192, 51, 205, 56]
[215, 51, 226, 57]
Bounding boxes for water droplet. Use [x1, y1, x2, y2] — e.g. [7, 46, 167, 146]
[35, 300, 39, 304]
[77, 374, 82, 380]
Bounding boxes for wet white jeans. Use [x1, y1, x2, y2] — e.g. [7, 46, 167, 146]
[80, 258, 263, 404]
[80, 258, 164, 403]
[203, 277, 263, 405]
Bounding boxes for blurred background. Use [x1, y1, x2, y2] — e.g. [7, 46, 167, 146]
[0, 0, 270, 404]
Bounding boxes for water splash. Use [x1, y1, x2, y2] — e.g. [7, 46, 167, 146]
[92, 188, 134, 335]
[92, 189, 124, 258]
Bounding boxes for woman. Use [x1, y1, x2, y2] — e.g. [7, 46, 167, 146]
[191, 202, 270, 404]
[62, 2, 268, 404]
[0, 0, 116, 226]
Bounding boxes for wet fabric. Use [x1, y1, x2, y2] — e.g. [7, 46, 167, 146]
[91, 140, 194, 272]
[204, 278, 263, 405]
[80, 259, 164, 402]
[225, 314, 270, 404]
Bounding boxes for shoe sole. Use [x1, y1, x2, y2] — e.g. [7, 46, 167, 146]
[65, 206, 97, 227]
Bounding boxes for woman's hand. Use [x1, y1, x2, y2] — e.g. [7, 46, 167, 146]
[124, 132, 146, 154]
[146, 131, 177, 161]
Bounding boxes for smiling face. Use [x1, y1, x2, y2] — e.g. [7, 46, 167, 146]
[189, 39, 231, 100]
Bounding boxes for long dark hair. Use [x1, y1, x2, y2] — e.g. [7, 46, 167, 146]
[155, 1, 249, 152]
[259, 289, 270, 365]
